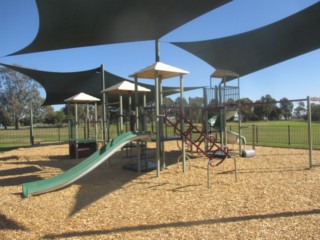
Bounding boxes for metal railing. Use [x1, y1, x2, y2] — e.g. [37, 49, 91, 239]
[1, 123, 320, 149]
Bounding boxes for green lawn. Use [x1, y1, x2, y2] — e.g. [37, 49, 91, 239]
[227, 120, 320, 149]
[1, 120, 320, 151]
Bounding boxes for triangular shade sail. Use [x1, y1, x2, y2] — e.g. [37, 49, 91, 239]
[64, 92, 100, 103]
[102, 81, 150, 95]
[172, 2, 320, 78]
[129, 62, 189, 79]
[0, 63, 202, 106]
[8, 0, 230, 56]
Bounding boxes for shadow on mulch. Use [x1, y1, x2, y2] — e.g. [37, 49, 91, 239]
[0, 146, 27, 153]
[7, 157, 80, 172]
[68, 149, 182, 216]
[0, 166, 41, 177]
[0, 155, 19, 161]
[0, 175, 43, 187]
[218, 166, 308, 175]
[0, 213, 27, 231]
[0, 142, 67, 153]
[44, 209, 320, 239]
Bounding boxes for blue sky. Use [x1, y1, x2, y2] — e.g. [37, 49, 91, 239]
[1, 0, 320, 110]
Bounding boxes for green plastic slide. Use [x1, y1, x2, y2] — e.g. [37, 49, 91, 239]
[22, 131, 151, 197]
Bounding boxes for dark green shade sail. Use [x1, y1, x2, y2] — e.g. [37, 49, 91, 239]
[8, 0, 230, 56]
[0, 63, 202, 106]
[172, 2, 320, 78]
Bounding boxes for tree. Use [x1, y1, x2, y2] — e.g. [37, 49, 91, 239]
[61, 104, 88, 121]
[0, 107, 11, 129]
[238, 98, 254, 121]
[311, 103, 320, 121]
[37, 105, 55, 123]
[189, 97, 203, 123]
[44, 110, 67, 125]
[162, 97, 174, 106]
[293, 101, 307, 119]
[269, 105, 282, 120]
[0, 67, 44, 129]
[174, 97, 188, 107]
[253, 94, 277, 120]
[279, 98, 293, 120]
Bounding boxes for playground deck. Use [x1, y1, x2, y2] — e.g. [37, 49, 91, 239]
[1, 142, 320, 239]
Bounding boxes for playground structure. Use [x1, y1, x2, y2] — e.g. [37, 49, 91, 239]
[20, 56, 320, 197]
[127, 53, 248, 178]
[22, 131, 151, 197]
[21, 55, 250, 197]
[64, 92, 100, 159]
[20, 71, 320, 196]
[101, 80, 150, 134]
[205, 69, 244, 149]
[20, 38, 320, 196]
[102, 80, 156, 172]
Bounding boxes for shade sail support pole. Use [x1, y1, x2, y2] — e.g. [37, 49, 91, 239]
[101, 64, 107, 144]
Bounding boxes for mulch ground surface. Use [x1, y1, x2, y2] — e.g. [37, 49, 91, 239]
[0, 142, 320, 239]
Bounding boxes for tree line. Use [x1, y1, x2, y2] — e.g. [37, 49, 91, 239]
[0, 67, 318, 129]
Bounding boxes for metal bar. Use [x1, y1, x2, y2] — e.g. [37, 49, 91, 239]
[101, 64, 107, 144]
[307, 96, 313, 168]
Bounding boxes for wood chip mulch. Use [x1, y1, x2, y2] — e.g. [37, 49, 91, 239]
[0, 142, 320, 239]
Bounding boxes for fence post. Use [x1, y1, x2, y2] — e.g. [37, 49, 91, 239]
[288, 125, 291, 146]
[58, 126, 61, 142]
[29, 106, 34, 146]
[307, 96, 313, 168]
[252, 124, 256, 150]
[256, 125, 259, 146]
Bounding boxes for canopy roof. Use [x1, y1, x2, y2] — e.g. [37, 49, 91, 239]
[210, 69, 239, 80]
[129, 62, 189, 79]
[0, 63, 201, 106]
[8, 0, 230, 56]
[172, 2, 320, 78]
[64, 92, 100, 103]
[102, 80, 150, 95]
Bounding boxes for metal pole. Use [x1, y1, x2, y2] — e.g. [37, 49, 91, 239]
[155, 39, 160, 62]
[29, 105, 34, 146]
[155, 74, 161, 177]
[307, 96, 313, 168]
[223, 77, 227, 146]
[75, 103, 79, 160]
[189, 97, 193, 153]
[86, 104, 89, 139]
[180, 74, 186, 173]
[159, 76, 166, 169]
[105, 93, 110, 141]
[134, 76, 139, 131]
[101, 64, 107, 144]
[95, 102, 98, 140]
[203, 87, 209, 152]
[120, 95, 123, 133]
[252, 125, 256, 150]
[143, 93, 147, 131]
[238, 106, 242, 156]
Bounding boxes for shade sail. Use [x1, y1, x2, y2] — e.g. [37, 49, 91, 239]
[8, 0, 230, 56]
[0, 63, 202, 106]
[172, 2, 320, 78]
[102, 81, 150, 95]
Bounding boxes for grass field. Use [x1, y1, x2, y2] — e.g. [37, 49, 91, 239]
[1, 120, 320, 150]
